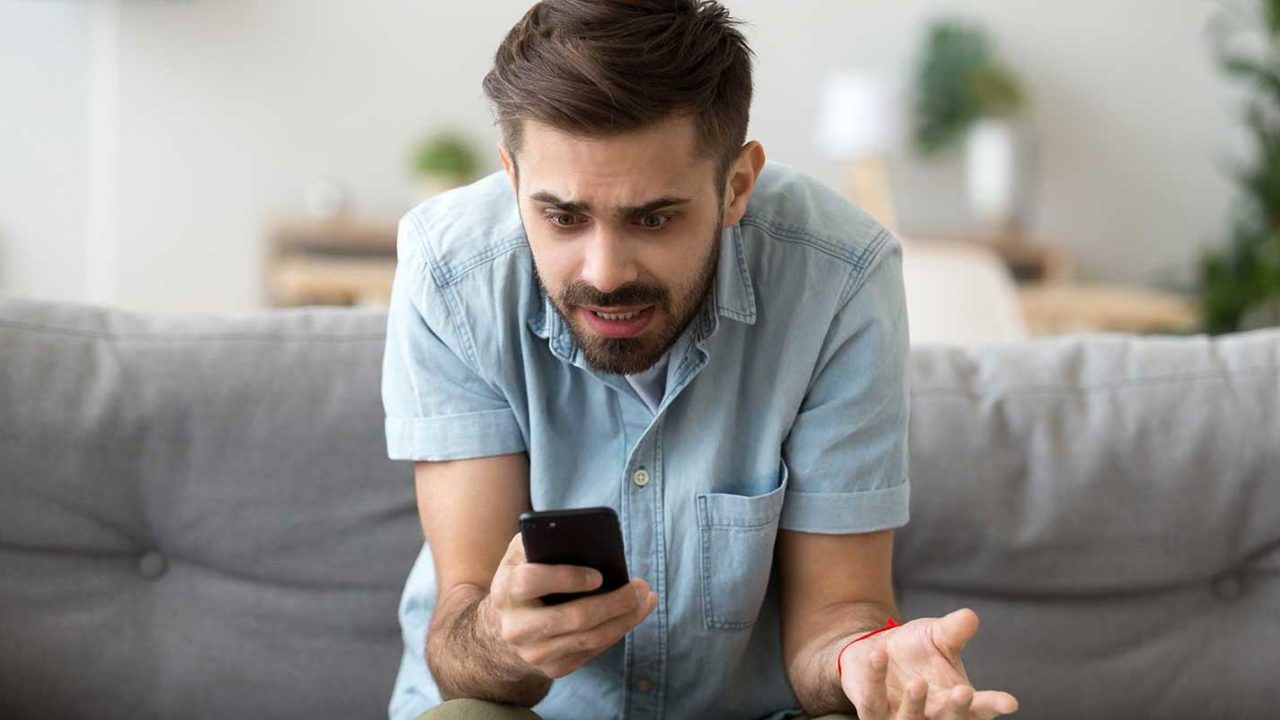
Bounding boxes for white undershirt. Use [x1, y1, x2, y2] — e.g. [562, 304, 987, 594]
[625, 350, 671, 414]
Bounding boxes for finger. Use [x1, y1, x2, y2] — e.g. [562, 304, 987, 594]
[850, 648, 890, 720]
[518, 589, 657, 669]
[531, 579, 648, 638]
[539, 648, 596, 679]
[508, 562, 605, 602]
[894, 678, 927, 720]
[503, 532, 525, 565]
[487, 534, 526, 605]
[936, 683, 973, 720]
[969, 690, 1019, 718]
[931, 608, 979, 662]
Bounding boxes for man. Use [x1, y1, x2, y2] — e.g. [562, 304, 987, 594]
[382, 1, 1021, 719]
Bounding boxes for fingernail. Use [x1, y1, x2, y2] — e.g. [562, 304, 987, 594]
[634, 585, 646, 602]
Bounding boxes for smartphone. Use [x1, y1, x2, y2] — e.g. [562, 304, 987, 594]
[518, 506, 630, 605]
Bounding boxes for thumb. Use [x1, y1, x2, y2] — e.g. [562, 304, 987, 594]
[931, 608, 979, 659]
[503, 531, 526, 565]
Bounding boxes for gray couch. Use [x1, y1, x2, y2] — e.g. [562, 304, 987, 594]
[1, 297, 1277, 720]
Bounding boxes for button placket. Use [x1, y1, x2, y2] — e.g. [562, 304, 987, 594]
[615, 327, 709, 718]
[622, 433, 665, 718]
[625, 454, 660, 718]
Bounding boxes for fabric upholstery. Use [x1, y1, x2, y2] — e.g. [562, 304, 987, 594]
[1, 297, 1276, 719]
[0, 299, 418, 720]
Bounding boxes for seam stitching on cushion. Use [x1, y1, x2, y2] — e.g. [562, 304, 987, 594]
[0, 320, 384, 343]
[911, 365, 1280, 398]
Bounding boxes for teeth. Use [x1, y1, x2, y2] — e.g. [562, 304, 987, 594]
[595, 310, 641, 321]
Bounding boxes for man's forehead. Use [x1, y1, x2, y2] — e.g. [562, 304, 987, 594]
[513, 117, 715, 203]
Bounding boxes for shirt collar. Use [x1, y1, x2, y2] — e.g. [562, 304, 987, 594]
[529, 223, 757, 360]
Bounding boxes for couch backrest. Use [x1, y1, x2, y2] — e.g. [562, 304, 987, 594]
[0, 300, 418, 720]
[901, 330, 1280, 719]
[2, 298, 1277, 720]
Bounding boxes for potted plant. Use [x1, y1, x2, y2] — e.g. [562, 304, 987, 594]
[913, 19, 1030, 237]
[1200, 0, 1280, 332]
[411, 130, 481, 200]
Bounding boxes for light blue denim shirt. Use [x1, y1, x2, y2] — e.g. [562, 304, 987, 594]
[382, 162, 911, 720]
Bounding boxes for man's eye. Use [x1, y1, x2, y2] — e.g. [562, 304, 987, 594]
[548, 213, 580, 228]
[637, 214, 670, 229]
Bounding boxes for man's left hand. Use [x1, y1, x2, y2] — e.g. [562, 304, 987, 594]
[838, 608, 1020, 719]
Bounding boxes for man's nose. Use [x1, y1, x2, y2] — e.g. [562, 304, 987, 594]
[579, 229, 638, 296]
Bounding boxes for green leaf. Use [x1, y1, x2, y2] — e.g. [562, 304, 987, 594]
[1267, 0, 1280, 35]
[912, 19, 1025, 155]
[1221, 55, 1280, 97]
[412, 131, 479, 180]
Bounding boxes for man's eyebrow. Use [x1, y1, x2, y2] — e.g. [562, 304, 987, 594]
[619, 196, 691, 217]
[528, 191, 691, 218]
[529, 192, 588, 213]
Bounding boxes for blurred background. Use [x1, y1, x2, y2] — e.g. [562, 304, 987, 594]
[3, 0, 1279, 343]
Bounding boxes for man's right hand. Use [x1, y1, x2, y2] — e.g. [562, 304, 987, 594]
[482, 532, 659, 679]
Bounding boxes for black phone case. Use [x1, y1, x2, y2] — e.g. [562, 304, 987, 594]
[519, 507, 629, 605]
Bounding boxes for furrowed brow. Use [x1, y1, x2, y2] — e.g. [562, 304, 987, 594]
[618, 196, 691, 218]
[528, 192, 691, 218]
[530, 191, 588, 214]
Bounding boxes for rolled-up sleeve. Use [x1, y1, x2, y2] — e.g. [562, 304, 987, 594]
[381, 215, 526, 462]
[779, 235, 911, 533]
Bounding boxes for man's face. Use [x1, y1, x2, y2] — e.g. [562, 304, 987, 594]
[502, 115, 726, 375]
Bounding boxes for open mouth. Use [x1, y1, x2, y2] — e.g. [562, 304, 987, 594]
[593, 309, 643, 321]
[579, 305, 656, 339]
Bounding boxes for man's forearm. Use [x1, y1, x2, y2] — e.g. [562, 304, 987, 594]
[788, 601, 902, 717]
[427, 583, 552, 707]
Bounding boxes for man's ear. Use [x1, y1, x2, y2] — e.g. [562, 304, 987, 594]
[498, 143, 518, 192]
[722, 141, 766, 227]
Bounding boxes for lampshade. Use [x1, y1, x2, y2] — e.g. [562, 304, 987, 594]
[814, 71, 900, 160]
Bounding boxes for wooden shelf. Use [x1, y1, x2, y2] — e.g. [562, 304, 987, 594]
[269, 256, 395, 308]
[265, 215, 398, 307]
[1018, 282, 1200, 336]
[900, 229, 1201, 336]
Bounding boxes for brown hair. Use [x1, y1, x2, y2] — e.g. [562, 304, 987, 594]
[482, 0, 754, 186]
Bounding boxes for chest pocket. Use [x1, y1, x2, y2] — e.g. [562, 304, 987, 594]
[695, 462, 789, 631]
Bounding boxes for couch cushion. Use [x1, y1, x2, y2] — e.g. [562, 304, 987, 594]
[899, 330, 1280, 719]
[0, 299, 419, 720]
[2, 298, 1277, 720]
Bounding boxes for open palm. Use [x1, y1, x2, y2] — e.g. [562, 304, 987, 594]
[839, 609, 1019, 719]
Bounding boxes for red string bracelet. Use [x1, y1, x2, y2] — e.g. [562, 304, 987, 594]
[836, 617, 901, 679]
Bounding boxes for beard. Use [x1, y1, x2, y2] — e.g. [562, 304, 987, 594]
[535, 211, 723, 376]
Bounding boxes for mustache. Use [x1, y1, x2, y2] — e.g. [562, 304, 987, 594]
[560, 280, 666, 308]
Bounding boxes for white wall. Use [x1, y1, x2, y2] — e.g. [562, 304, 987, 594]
[738, 0, 1239, 289]
[0, 2, 91, 303]
[0, 0, 1243, 311]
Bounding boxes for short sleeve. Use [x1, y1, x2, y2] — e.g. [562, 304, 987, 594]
[381, 215, 527, 461]
[779, 236, 911, 533]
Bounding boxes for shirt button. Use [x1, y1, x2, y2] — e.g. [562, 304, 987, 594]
[632, 468, 651, 487]
[634, 677, 653, 693]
